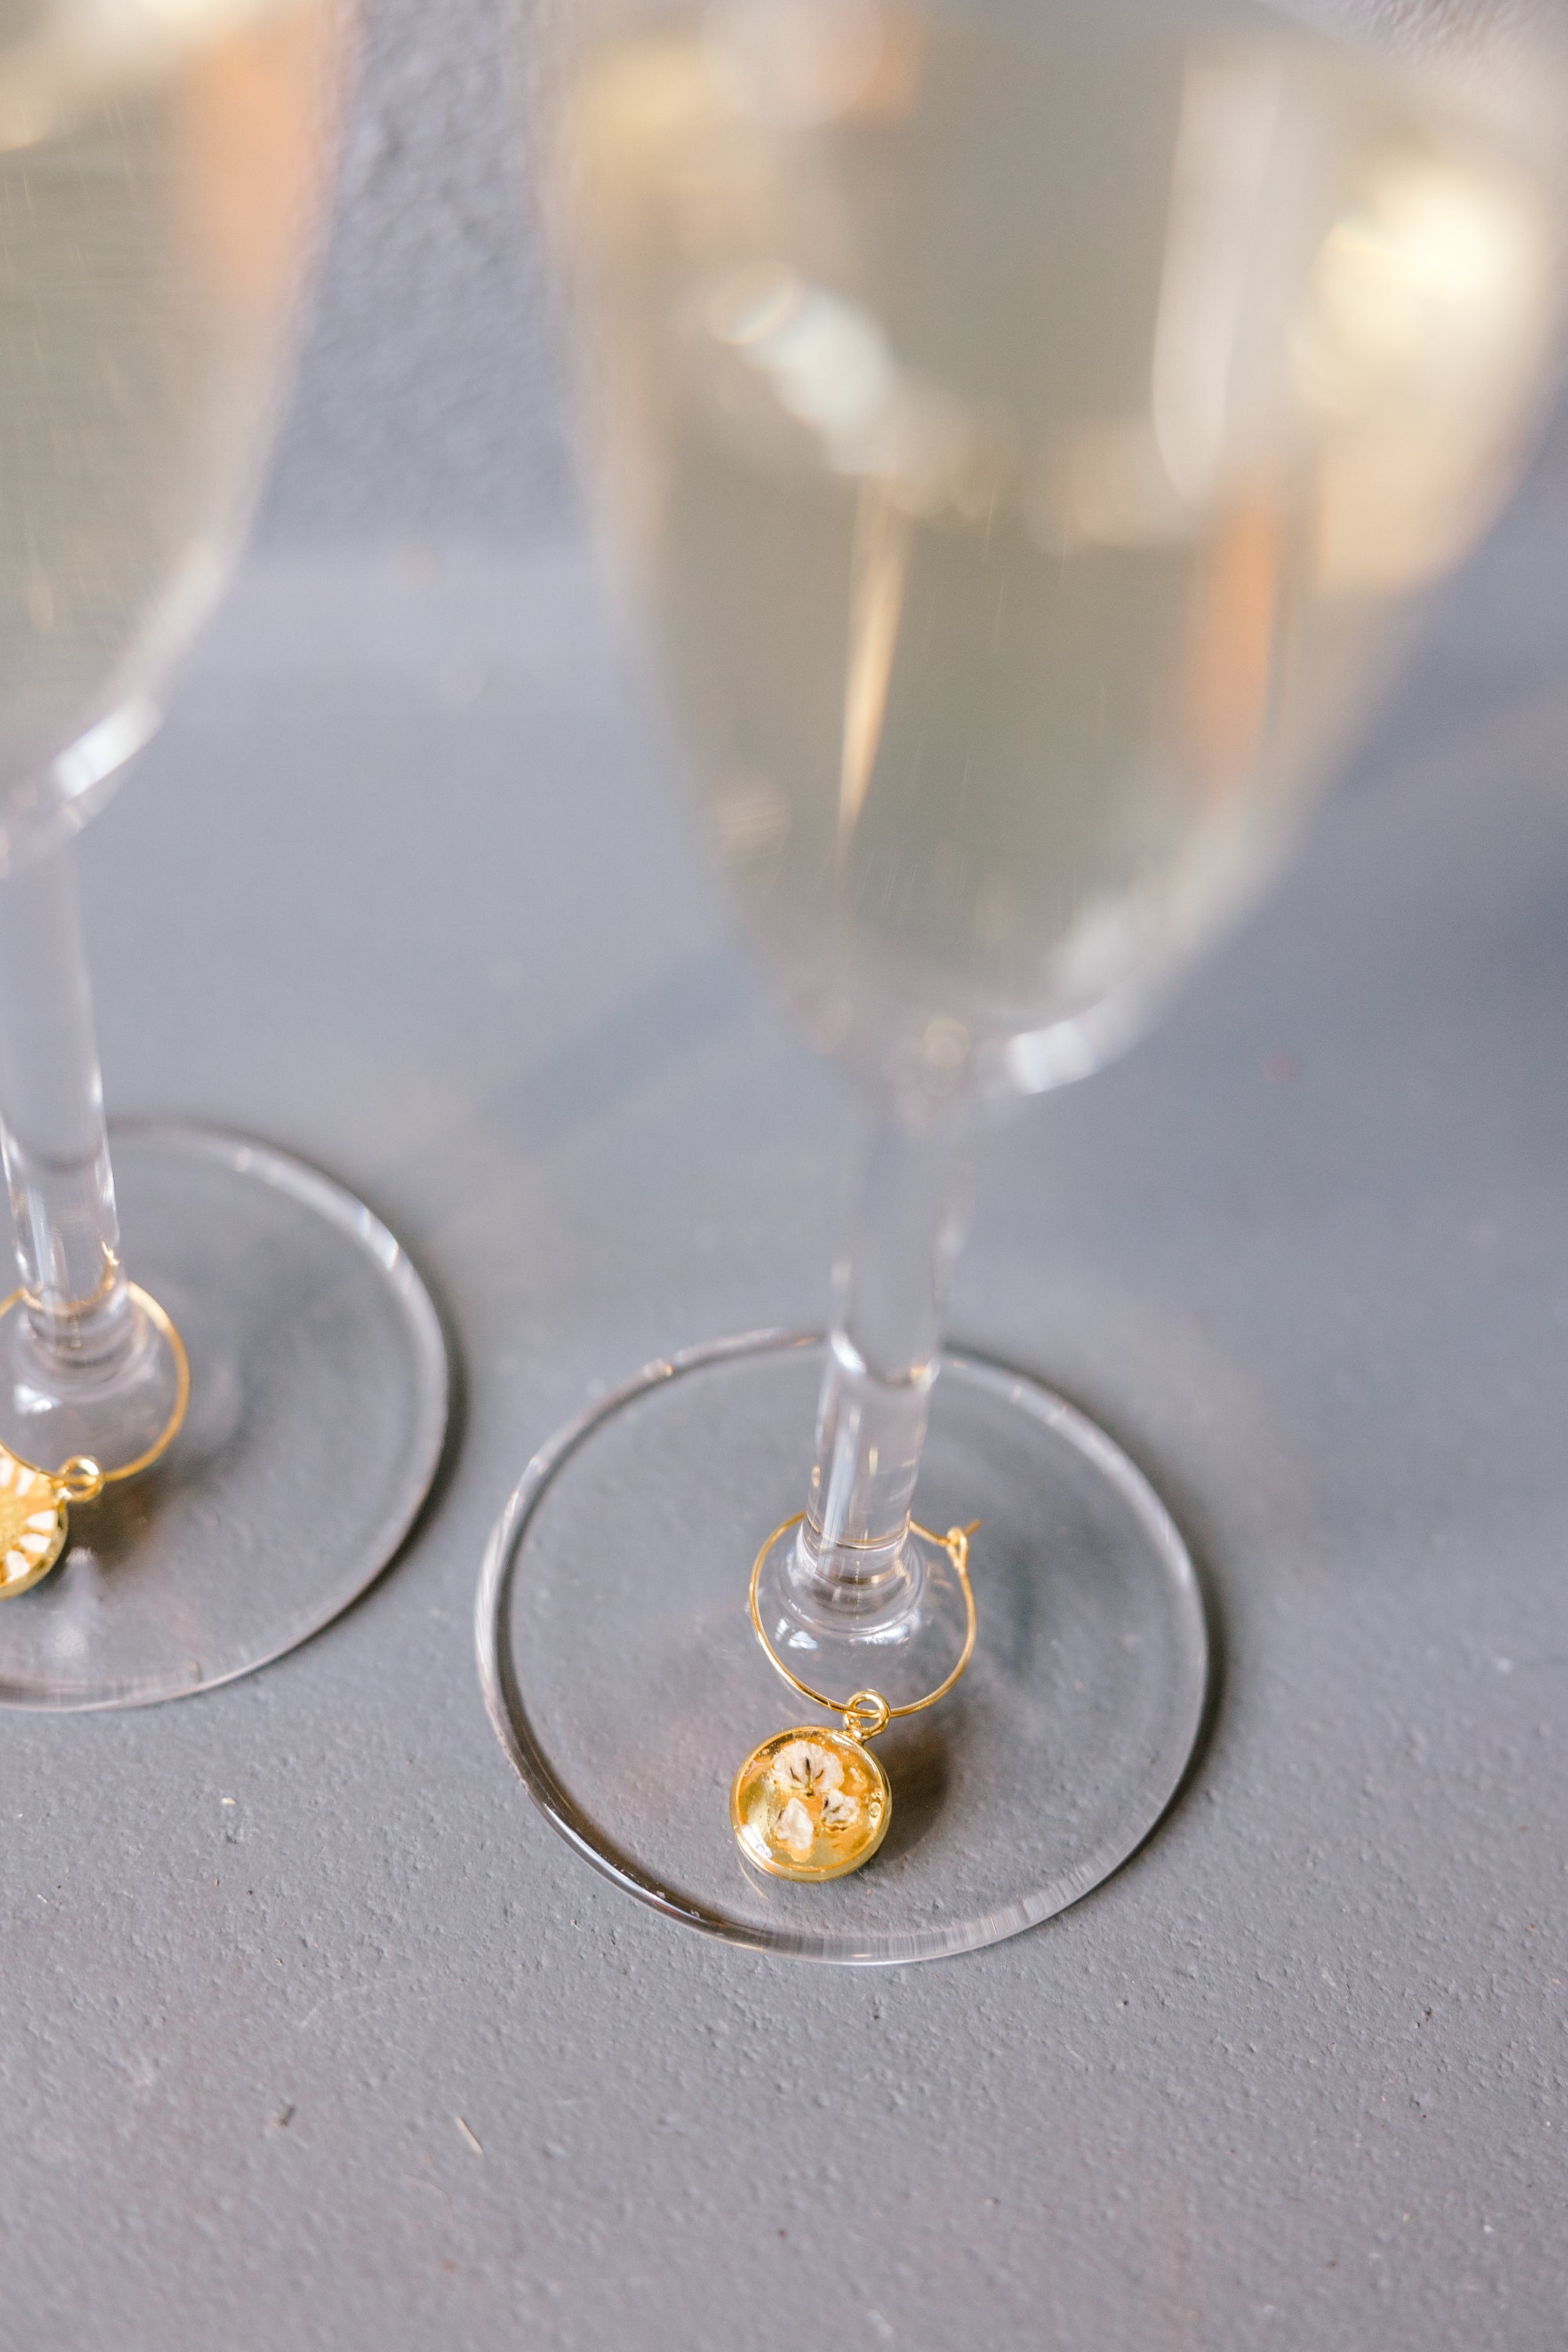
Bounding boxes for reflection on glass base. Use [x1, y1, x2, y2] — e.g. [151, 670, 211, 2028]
[0, 1279, 188, 1482]
[478, 1331, 1209, 1965]
[0, 1120, 449, 1709]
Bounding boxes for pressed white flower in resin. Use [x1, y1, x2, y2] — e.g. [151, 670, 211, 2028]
[771, 1740, 844, 1800]
[818, 1787, 860, 1835]
[774, 1796, 816, 1855]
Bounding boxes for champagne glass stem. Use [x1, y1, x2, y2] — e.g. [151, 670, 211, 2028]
[0, 836, 135, 1387]
[792, 1108, 971, 1622]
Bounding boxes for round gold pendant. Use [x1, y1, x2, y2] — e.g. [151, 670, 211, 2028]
[0, 1450, 69, 1599]
[731, 1726, 891, 1882]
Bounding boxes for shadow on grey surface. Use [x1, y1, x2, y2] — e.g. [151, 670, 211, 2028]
[498, 949, 744, 1153]
[877, 1714, 953, 1864]
[64, 1472, 165, 1573]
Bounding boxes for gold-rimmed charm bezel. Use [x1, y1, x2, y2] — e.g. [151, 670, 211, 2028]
[731, 1723, 891, 1882]
[0, 1450, 72, 1598]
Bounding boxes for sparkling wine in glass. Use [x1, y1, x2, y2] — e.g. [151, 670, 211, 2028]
[479, 0, 1567, 1958]
[0, 0, 448, 1706]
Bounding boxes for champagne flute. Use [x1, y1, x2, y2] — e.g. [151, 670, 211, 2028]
[0, 0, 448, 1706]
[479, 0, 1568, 1958]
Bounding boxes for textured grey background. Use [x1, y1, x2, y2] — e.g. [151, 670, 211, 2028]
[4, 2, 1568, 2344]
[262, 0, 570, 548]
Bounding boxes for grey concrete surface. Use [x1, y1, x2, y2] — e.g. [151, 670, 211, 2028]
[261, 0, 572, 549]
[0, 489, 1563, 2345]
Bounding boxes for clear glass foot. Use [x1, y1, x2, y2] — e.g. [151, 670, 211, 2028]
[0, 1120, 449, 1708]
[478, 1330, 1209, 1964]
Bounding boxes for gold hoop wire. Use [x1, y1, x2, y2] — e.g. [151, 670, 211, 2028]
[0, 1283, 190, 1486]
[747, 1511, 979, 1728]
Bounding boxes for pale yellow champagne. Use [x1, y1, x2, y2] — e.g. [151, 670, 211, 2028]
[0, 0, 350, 833]
[551, 1, 1565, 1094]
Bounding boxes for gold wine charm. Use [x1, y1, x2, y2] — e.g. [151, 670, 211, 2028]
[732, 1514, 978, 1882]
[0, 1283, 189, 1598]
[0, 1450, 103, 1598]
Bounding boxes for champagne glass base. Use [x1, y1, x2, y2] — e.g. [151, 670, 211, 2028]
[0, 1120, 448, 1709]
[478, 1331, 1208, 1965]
